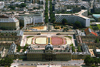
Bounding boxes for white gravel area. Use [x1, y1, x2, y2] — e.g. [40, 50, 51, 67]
[66, 37, 72, 44]
[27, 37, 33, 44]
[35, 37, 47, 44]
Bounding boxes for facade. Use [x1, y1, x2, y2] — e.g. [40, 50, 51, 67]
[0, 15, 20, 30]
[55, 10, 90, 27]
[32, 15, 44, 24]
[0, 30, 23, 48]
[7, 43, 90, 61]
[24, 17, 33, 26]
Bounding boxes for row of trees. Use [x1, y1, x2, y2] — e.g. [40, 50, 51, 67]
[45, 0, 48, 23]
[0, 57, 13, 67]
[50, 0, 55, 23]
[61, 19, 83, 29]
[77, 46, 82, 52]
[84, 56, 100, 66]
[70, 44, 75, 52]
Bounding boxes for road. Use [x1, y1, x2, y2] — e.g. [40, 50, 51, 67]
[11, 60, 84, 67]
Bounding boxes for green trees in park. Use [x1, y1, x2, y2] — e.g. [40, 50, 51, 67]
[95, 38, 99, 43]
[62, 19, 68, 25]
[45, 0, 48, 23]
[23, 45, 27, 52]
[17, 45, 21, 52]
[0, 57, 13, 66]
[77, 46, 82, 52]
[74, 21, 82, 29]
[72, 46, 75, 52]
[84, 55, 93, 66]
[50, 0, 55, 23]
[84, 55, 100, 66]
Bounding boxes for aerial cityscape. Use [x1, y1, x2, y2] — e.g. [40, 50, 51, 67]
[0, 0, 100, 67]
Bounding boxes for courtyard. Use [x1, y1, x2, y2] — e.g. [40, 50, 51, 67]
[25, 35, 73, 46]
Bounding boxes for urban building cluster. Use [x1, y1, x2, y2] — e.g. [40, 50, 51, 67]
[0, 0, 100, 67]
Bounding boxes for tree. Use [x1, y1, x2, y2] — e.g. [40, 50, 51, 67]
[9, 6, 15, 10]
[94, 57, 98, 65]
[49, 0, 55, 23]
[74, 21, 82, 28]
[70, 44, 73, 46]
[45, 0, 48, 23]
[90, 57, 95, 65]
[0, 57, 13, 66]
[23, 45, 27, 52]
[19, 3, 26, 8]
[91, 64, 96, 67]
[17, 45, 21, 52]
[95, 38, 99, 43]
[62, 19, 68, 25]
[84, 55, 92, 66]
[77, 46, 82, 52]
[81, 6, 86, 9]
[72, 46, 75, 52]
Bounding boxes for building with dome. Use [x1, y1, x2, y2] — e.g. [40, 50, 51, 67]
[26, 43, 71, 61]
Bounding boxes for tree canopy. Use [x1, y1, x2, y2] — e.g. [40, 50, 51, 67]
[62, 19, 68, 25]
[74, 21, 82, 29]
[45, 0, 48, 23]
[84, 56, 100, 66]
[95, 38, 99, 43]
[0, 57, 13, 66]
[19, 3, 26, 8]
[17, 45, 21, 52]
[77, 46, 82, 52]
[49, 0, 55, 23]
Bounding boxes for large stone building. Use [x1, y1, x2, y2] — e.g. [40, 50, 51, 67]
[17, 13, 44, 27]
[7, 43, 90, 61]
[0, 15, 20, 30]
[0, 30, 23, 48]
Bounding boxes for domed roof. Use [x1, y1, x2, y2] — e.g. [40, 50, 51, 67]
[45, 43, 53, 50]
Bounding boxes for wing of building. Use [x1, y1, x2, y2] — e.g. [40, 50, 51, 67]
[0, 15, 20, 30]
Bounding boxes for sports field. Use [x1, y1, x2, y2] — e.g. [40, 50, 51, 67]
[51, 37, 66, 45]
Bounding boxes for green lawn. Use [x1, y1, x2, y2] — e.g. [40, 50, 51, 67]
[89, 25, 99, 30]
[65, 36, 72, 39]
[27, 36, 33, 38]
[89, 25, 92, 29]
[97, 24, 100, 29]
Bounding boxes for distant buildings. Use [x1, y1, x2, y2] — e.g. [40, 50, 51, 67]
[93, 14, 100, 22]
[0, 15, 20, 30]
[0, 1, 4, 9]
